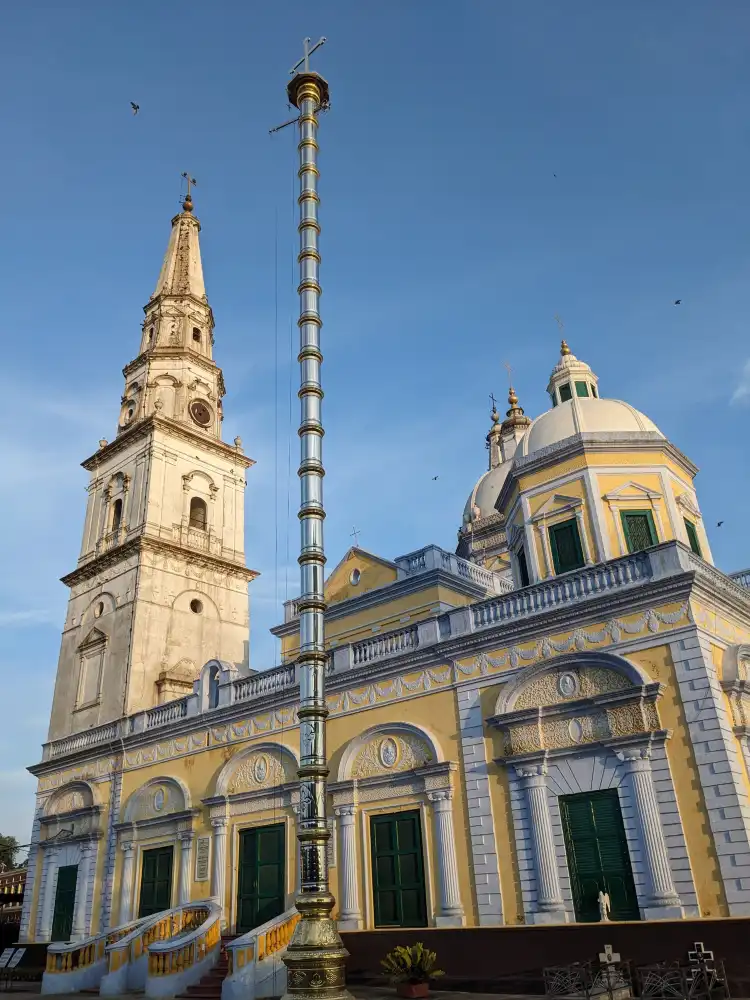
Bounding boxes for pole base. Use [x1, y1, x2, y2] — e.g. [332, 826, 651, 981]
[282, 916, 354, 1000]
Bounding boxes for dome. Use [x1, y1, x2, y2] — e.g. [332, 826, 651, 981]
[517, 397, 663, 459]
[462, 459, 513, 524]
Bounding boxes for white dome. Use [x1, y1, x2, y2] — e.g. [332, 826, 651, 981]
[517, 397, 663, 459]
[463, 459, 513, 523]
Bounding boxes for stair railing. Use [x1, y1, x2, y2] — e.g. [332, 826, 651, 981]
[222, 907, 300, 1000]
[144, 901, 222, 999]
[100, 901, 217, 997]
[41, 916, 148, 995]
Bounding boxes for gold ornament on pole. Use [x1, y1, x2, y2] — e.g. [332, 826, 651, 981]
[281, 37, 353, 1000]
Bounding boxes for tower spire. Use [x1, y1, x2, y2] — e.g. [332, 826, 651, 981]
[151, 178, 206, 301]
[282, 40, 352, 1000]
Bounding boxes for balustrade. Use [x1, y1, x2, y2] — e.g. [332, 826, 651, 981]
[352, 625, 419, 665]
[145, 699, 188, 729]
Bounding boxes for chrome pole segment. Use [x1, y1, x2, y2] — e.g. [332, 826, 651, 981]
[282, 64, 351, 1000]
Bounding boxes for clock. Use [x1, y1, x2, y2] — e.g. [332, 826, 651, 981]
[189, 401, 212, 427]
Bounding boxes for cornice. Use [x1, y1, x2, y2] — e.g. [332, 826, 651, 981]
[36, 562, 701, 776]
[496, 432, 699, 513]
[61, 533, 258, 588]
[270, 568, 489, 639]
[81, 415, 254, 471]
[122, 347, 220, 381]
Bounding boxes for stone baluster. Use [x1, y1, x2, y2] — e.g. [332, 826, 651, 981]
[211, 817, 228, 926]
[516, 765, 567, 923]
[616, 747, 683, 918]
[179, 832, 194, 905]
[119, 841, 136, 924]
[428, 790, 465, 926]
[71, 842, 94, 940]
[334, 806, 362, 930]
[38, 849, 59, 941]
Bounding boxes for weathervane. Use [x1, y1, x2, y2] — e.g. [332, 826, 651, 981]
[281, 39, 351, 1000]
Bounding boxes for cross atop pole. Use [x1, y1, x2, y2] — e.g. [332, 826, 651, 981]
[351, 526, 361, 548]
[502, 361, 513, 386]
[554, 313, 564, 333]
[181, 172, 197, 199]
[290, 36, 327, 75]
[489, 392, 498, 412]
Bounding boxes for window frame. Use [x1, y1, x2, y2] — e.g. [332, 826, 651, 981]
[683, 517, 702, 556]
[559, 382, 573, 403]
[620, 508, 658, 554]
[189, 496, 208, 531]
[548, 517, 585, 574]
[516, 545, 530, 587]
[575, 381, 590, 398]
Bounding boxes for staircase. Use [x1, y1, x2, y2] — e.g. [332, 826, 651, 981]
[175, 935, 235, 1000]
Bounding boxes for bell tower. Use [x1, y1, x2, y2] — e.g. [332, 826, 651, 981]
[46, 191, 257, 742]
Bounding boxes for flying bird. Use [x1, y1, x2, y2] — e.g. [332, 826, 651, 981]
[130, 102, 140, 115]
[717, 521, 724, 527]
[674, 299, 682, 305]
[432, 476, 439, 481]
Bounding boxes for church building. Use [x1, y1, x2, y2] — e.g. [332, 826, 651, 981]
[18, 190, 750, 982]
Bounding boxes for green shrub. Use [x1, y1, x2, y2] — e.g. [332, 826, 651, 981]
[380, 943, 445, 985]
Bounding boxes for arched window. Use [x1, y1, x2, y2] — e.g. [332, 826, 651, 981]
[208, 665, 220, 709]
[189, 497, 207, 531]
[111, 498, 123, 534]
[192, 327, 201, 343]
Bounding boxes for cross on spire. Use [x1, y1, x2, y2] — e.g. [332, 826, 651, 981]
[502, 361, 513, 387]
[489, 392, 497, 412]
[554, 313, 564, 333]
[351, 526, 361, 548]
[290, 36, 327, 75]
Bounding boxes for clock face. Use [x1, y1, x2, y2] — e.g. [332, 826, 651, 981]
[190, 401, 212, 427]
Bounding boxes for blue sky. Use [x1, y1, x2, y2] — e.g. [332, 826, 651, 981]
[1, 0, 749, 844]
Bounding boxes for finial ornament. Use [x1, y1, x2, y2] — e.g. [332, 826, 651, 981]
[508, 385, 518, 407]
[560, 339, 571, 356]
[181, 172, 197, 212]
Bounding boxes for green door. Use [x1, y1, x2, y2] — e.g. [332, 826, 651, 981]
[549, 518, 585, 574]
[560, 789, 640, 922]
[371, 811, 427, 928]
[237, 824, 285, 933]
[51, 864, 78, 941]
[138, 847, 174, 918]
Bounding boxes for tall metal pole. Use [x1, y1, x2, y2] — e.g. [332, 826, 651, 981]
[282, 48, 352, 1000]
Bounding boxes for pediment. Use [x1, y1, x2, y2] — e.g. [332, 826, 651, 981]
[324, 547, 398, 606]
[602, 480, 662, 501]
[532, 493, 583, 520]
[79, 627, 107, 651]
[675, 491, 700, 517]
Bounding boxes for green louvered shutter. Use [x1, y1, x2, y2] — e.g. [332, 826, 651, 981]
[549, 518, 585, 574]
[561, 790, 640, 923]
[621, 510, 657, 553]
[684, 519, 701, 556]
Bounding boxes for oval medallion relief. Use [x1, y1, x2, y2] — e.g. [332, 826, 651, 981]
[253, 755, 268, 784]
[153, 787, 166, 812]
[558, 672, 579, 698]
[379, 738, 399, 768]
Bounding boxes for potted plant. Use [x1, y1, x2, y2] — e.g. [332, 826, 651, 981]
[381, 942, 445, 999]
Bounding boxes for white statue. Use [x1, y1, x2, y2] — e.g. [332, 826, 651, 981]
[598, 889, 611, 922]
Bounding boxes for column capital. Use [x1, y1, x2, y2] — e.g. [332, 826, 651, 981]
[515, 762, 548, 784]
[211, 816, 228, 831]
[427, 789, 453, 808]
[179, 830, 195, 845]
[121, 840, 135, 855]
[616, 746, 652, 771]
[334, 804, 356, 819]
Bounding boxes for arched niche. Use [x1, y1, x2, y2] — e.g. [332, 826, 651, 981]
[337, 722, 442, 782]
[494, 651, 652, 716]
[198, 659, 236, 712]
[45, 781, 96, 817]
[723, 644, 750, 685]
[215, 742, 299, 797]
[122, 776, 191, 824]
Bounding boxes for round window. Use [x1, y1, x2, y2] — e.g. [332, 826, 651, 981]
[190, 598, 203, 614]
[349, 568, 361, 586]
[94, 601, 104, 619]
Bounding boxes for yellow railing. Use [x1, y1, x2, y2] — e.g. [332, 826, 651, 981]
[45, 919, 145, 975]
[147, 904, 221, 977]
[256, 911, 300, 962]
[108, 903, 211, 974]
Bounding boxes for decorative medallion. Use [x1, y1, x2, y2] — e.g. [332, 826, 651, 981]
[253, 755, 268, 784]
[153, 787, 165, 812]
[568, 719, 584, 744]
[379, 737, 399, 768]
[558, 672, 579, 698]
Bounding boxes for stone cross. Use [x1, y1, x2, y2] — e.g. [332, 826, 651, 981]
[290, 36, 327, 75]
[599, 944, 620, 967]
